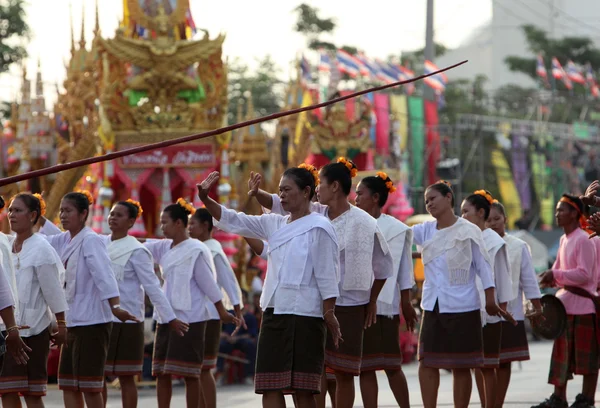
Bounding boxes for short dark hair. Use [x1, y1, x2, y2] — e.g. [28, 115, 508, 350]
[465, 190, 494, 220]
[561, 194, 584, 214]
[163, 203, 193, 227]
[63, 192, 91, 220]
[491, 201, 507, 218]
[360, 176, 389, 207]
[426, 181, 455, 207]
[282, 167, 317, 200]
[13, 193, 42, 224]
[320, 159, 358, 196]
[116, 201, 140, 220]
[192, 208, 213, 232]
[0, 196, 5, 209]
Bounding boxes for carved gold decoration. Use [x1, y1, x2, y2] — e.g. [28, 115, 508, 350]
[310, 102, 372, 159]
[126, 0, 189, 36]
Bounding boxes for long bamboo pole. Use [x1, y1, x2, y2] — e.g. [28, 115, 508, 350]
[0, 60, 467, 190]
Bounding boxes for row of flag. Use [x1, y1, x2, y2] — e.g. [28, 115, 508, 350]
[299, 49, 449, 96]
[536, 54, 599, 97]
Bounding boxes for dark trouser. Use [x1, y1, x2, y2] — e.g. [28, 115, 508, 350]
[217, 339, 257, 378]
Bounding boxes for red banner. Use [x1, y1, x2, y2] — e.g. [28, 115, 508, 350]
[118, 144, 216, 168]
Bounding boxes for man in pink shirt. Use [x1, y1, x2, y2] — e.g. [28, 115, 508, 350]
[533, 194, 598, 408]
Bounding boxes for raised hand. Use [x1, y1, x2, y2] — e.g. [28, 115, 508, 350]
[581, 180, 600, 206]
[588, 213, 600, 236]
[196, 171, 221, 201]
[247, 171, 262, 197]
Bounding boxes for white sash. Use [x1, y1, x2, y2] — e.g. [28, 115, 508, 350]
[422, 218, 489, 285]
[377, 214, 411, 305]
[15, 234, 65, 305]
[61, 227, 95, 303]
[477, 228, 507, 326]
[0, 233, 18, 323]
[261, 213, 337, 309]
[203, 238, 242, 310]
[160, 239, 205, 311]
[108, 235, 150, 281]
[504, 234, 527, 299]
[333, 206, 387, 291]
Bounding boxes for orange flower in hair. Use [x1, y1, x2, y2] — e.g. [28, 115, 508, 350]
[437, 180, 452, 187]
[76, 190, 94, 205]
[337, 157, 358, 178]
[176, 198, 196, 215]
[298, 163, 320, 186]
[33, 193, 46, 216]
[376, 171, 397, 193]
[474, 190, 494, 205]
[492, 199, 499, 204]
[125, 198, 143, 218]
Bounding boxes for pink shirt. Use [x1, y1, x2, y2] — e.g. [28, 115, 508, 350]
[552, 228, 597, 315]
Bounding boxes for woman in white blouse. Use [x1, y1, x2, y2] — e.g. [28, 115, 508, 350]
[188, 207, 244, 408]
[354, 173, 416, 408]
[0, 193, 68, 407]
[98, 199, 186, 408]
[413, 181, 510, 408]
[460, 190, 515, 408]
[142, 199, 240, 408]
[39, 191, 137, 408]
[196, 166, 342, 408]
[486, 200, 543, 407]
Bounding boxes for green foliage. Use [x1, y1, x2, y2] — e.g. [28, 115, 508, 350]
[0, 0, 29, 74]
[227, 56, 284, 124]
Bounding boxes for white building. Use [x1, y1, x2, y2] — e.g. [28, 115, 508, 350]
[437, 0, 600, 90]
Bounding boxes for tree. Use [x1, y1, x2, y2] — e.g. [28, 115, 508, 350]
[227, 56, 284, 124]
[440, 74, 489, 124]
[293, 4, 336, 50]
[0, 0, 29, 74]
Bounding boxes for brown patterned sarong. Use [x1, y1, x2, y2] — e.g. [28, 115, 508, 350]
[499, 320, 529, 363]
[548, 314, 598, 386]
[105, 322, 145, 376]
[58, 323, 113, 392]
[0, 329, 51, 396]
[361, 315, 402, 372]
[203, 319, 222, 370]
[255, 309, 326, 394]
[325, 304, 366, 376]
[482, 322, 502, 368]
[152, 321, 206, 378]
[418, 302, 483, 369]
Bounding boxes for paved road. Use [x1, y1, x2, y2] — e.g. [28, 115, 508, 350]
[42, 340, 595, 407]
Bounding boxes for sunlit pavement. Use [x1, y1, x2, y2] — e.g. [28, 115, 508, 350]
[42, 340, 597, 407]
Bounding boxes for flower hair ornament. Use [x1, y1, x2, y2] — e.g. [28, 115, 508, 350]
[33, 193, 47, 216]
[474, 190, 494, 205]
[492, 199, 499, 204]
[298, 163, 320, 186]
[436, 180, 452, 187]
[76, 190, 94, 205]
[376, 171, 397, 193]
[126, 198, 143, 218]
[337, 157, 358, 178]
[176, 198, 196, 215]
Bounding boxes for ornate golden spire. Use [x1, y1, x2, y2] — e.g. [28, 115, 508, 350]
[94, 0, 100, 36]
[79, 5, 86, 49]
[69, 3, 75, 55]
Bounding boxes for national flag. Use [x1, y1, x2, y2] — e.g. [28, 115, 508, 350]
[586, 63, 599, 98]
[552, 58, 572, 89]
[373, 59, 398, 84]
[566, 60, 585, 84]
[318, 50, 331, 72]
[356, 53, 381, 79]
[423, 60, 447, 91]
[336, 49, 360, 78]
[536, 54, 547, 79]
[300, 55, 312, 87]
[399, 65, 416, 95]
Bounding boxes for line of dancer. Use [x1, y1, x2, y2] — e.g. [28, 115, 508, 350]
[2, 158, 596, 408]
